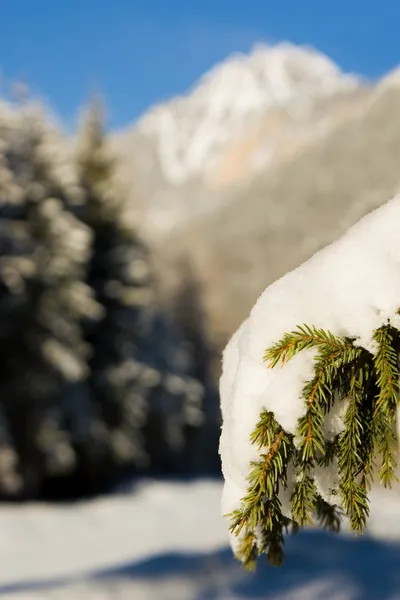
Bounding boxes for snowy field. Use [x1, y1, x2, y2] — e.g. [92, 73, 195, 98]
[0, 479, 399, 599]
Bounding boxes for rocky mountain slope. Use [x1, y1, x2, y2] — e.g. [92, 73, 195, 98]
[114, 43, 362, 238]
[135, 43, 358, 185]
[113, 43, 400, 359]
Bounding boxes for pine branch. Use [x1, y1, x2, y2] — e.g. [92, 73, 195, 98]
[249, 410, 276, 449]
[373, 326, 399, 415]
[291, 341, 364, 524]
[235, 530, 258, 571]
[264, 325, 356, 368]
[261, 502, 292, 567]
[228, 411, 294, 567]
[374, 411, 398, 487]
[291, 472, 317, 526]
[372, 325, 400, 487]
[356, 359, 376, 493]
[231, 317, 400, 568]
[337, 365, 370, 532]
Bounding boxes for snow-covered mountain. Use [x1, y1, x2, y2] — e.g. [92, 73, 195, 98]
[136, 43, 359, 185]
[113, 42, 400, 357]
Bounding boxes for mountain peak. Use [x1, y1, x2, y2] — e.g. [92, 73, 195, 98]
[377, 64, 400, 91]
[136, 43, 359, 185]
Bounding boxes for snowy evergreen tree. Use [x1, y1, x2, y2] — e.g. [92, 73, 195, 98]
[76, 99, 214, 476]
[0, 94, 219, 499]
[0, 100, 100, 497]
[220, 196, 400, 568]
[76, 98, 152, 472]
[171, 258, 214, 386]
[169, 258, 221, 470]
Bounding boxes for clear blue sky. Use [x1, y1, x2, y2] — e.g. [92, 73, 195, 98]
[1, 1, 399, 129]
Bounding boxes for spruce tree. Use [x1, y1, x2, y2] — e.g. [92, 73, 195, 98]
[171, 258, 214, 386]
[0, 94, 219, 497]
[76, 99, 209, 476]
[76, 97, 152, 473]
[169, 258, 221, 471]
[228, 321, 400, 568]
[0, 100, 99, 497]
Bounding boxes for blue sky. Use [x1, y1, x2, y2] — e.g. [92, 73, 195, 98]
[1, 1, 400, 129]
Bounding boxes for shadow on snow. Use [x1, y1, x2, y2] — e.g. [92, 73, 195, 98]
[1, 530, 400, 599]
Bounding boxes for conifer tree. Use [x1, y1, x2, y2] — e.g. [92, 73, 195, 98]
[228, 321, 400, 568]
[76, 98, 210, 476]
[0, 94, 219, 497]
[169, 258, 221, 471]
[0, 100, 99, 496]
[171, 258, 214, 386]
[76, 97, 153, 472]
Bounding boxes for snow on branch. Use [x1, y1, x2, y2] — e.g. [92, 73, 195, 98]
[219, 195, 400, 567]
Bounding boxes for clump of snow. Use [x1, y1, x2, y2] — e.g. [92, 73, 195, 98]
[219, 195, 400, 549]
[138, 42, 358, 185]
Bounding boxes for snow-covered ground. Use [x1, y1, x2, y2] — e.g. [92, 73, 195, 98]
[0, 478, 399, 599]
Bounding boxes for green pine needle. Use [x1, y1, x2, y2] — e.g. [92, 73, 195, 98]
[229, 319, 400, 568]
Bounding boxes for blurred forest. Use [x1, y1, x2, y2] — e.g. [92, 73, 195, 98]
[0, 96, 220, 500]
